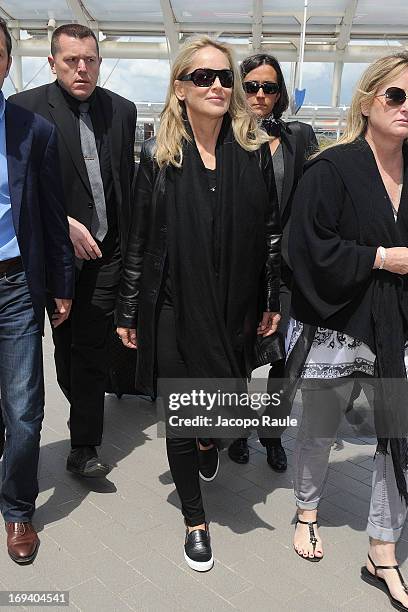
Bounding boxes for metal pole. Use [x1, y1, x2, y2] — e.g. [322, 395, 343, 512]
[47, 19, 55, 83]
[337, 107, 344, 140]
[331, 61, 344, 107]
[289, 61, 296, 94]
[297, 0, 308, 90]
[12, 55, 23, 92]
[11, 29, 23, 92]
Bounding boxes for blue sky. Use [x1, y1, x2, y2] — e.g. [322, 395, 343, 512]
[3, 56, 369, 107]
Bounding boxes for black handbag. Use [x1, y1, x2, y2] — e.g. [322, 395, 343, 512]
[253, 332, 285, 371]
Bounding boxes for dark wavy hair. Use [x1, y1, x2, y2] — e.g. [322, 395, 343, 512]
[240, 53, 289, 120]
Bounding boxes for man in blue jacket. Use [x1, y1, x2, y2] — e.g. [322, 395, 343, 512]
[0, 18, 74, 563]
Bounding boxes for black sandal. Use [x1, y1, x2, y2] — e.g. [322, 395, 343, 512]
[294, 518, 323, 562]
[361, 553, 408, 611]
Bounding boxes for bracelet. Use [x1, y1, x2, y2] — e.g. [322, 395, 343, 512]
[378, 246, 386, 270]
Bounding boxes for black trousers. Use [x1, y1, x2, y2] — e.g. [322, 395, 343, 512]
[47, 255, 120, 447]
[157, 303, 206, 527]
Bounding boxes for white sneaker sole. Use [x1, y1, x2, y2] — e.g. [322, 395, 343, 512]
[184, 550, 214, 572]
[199, 452, 219, 482]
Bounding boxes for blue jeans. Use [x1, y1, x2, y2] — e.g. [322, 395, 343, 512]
[0, 270, 43, 522]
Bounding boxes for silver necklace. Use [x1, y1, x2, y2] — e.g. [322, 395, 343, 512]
[389, 181, 403, 220]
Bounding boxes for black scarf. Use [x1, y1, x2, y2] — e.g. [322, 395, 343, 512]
[261, 116, 283, 137]
[165, 116, 269, 383]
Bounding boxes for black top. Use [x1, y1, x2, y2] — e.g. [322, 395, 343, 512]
[57, 84, 119, 258]
[206, 167, 216, 195]
[272, 143, 284, 208]
[162, 167, 217, 306]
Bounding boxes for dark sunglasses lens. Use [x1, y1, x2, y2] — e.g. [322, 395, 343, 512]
[218, 70, 234, 88]
[243, 81, 279, 94]
[385, 87, 406, 105]
[262, 82, 279, 94]
[243, 81, 260, 93]
[191, 69, 215, 87]
[191, 69, 233, 87]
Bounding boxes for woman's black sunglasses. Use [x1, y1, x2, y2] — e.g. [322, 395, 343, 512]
[179, 68, 234, 88]
[243, 81, 280, 95]
[377, 87, 407, 106]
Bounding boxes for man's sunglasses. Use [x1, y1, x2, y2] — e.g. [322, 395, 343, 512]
[179, 68, 234, 88]
[243, 81, 280, 95]
[376, 87, 407, 106]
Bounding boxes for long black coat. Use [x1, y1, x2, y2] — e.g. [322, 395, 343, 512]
[9, 82, 137, 260]
[117, 137, 282, 397]
[255, 120, 318, 367]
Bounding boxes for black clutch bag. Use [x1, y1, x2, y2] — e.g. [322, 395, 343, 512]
[253, 332, 285, 371]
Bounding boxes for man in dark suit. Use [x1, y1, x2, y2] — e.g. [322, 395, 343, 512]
[0, 19, 74, 563]
[10, 23, 137, 478]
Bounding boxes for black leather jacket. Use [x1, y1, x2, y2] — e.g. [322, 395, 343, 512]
[117, 136, 281, 395]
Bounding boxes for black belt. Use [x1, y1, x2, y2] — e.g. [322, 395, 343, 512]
[0, 256, 24, 277]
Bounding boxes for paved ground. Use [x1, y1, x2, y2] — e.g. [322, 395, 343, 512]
[0, 330, 403, 611]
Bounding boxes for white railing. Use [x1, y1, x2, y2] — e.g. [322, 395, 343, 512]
[134, 104, 350, 154]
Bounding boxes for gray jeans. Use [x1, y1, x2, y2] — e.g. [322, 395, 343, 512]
[294, 378, 408, 542]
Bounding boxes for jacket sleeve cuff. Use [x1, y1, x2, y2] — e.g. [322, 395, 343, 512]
[115, 301, 138, 328]
[265, 281, 281, 312]
[267, 298, 280, 313]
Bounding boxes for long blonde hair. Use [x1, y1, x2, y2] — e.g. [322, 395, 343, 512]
[155, 35, 269, 167]
[335, 51, 408, 147]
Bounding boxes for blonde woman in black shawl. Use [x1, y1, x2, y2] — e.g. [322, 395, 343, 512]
[287, 53, 408, 610]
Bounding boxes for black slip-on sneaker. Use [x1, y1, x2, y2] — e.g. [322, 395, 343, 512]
[184, 526, 214, 572]
[198, 444, 219, 482]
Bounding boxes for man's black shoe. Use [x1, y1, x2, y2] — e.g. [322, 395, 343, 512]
[198, 444, 219, 481]
[228, 438, 249, 464]
[66, 446, 110, 478]
[184, 525, 213, 572]
[266, 441, 287, 472]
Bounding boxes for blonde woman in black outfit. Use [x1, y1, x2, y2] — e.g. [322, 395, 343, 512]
[228, 53, 318, 470]
[288, 52, 408, 610]
[116, 37, 281, 572]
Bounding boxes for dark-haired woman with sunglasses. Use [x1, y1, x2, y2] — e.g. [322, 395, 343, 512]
[286, 53, 408, 609]
[228, 53, 318, 471]
[116, 36, 281, 572]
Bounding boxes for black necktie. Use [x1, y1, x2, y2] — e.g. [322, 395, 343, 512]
[79, 102, 108, 241]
